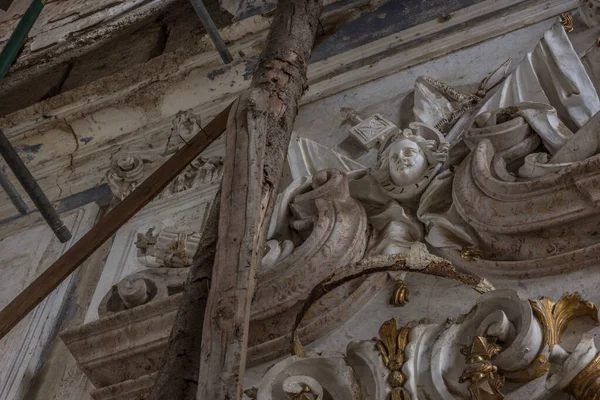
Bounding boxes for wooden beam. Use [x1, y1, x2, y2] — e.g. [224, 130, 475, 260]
[197, 1, 324, 398]
[0, 104, 231, 341]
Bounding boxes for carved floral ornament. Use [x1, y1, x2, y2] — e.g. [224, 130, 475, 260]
[105, 109, 224, 201]
[252, 290, 600, 400]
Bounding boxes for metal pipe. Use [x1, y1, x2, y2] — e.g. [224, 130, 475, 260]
[0, 0, 45, 81]
[0, 167, 29, 215]
[189, 0, 233, 64]
[0, 130, 71, 242]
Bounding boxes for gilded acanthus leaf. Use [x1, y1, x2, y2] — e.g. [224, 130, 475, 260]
[530, 293, 599, 350]
[375, 318, 411, 399]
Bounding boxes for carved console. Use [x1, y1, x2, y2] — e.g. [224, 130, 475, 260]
[253, 290, 600, 400]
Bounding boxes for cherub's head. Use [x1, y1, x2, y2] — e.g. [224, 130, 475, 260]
[373, 124, 448, 200]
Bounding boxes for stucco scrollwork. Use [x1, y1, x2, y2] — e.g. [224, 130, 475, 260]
[253, 290, 600, 400]
[98, 268, 189, 318]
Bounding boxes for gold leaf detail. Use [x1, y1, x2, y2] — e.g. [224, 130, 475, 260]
[391, 280, 409, 307]
[530, 293, 599, 350]
[390, 387, 411, 400]
[502, 354, 550, 383]
[460, 248, 484, 261]
[244, 387, 258, 399]
[560, 13, 574, 33]
[291, 331, 308, 358]
[564, 352, 600, 399]
[374, 319, 411, 399]
[459, 336, 505, 400]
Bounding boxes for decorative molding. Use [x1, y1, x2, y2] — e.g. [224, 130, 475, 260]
[459, 336, 505, 400]
[251, 290, 600, 400]
[530, 293, 599, 350]
[390, 280, 409, 307]
[0, 0, 577, 221]
[374, 319, 411, 399]
[564, 352, 600, 399]
[136, 226, 201, 268]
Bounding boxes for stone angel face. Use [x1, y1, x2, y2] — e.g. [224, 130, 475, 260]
[373, 124, 449, 201]
[387, 138, 429, 187]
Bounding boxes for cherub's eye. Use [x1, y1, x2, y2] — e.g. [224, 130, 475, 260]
[403, 148, 417, 156]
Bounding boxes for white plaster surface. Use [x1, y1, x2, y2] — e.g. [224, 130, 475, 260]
[0, 203, 99, 400]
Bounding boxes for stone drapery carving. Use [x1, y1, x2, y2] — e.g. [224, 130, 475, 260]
[253, 290, 600, 400]
[278, 20, 600, 277]
[413, 76, 483, 134]
[61, 17, 600, 400]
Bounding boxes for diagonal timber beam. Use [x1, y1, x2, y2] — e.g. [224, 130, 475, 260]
[0, 104, 231, 341]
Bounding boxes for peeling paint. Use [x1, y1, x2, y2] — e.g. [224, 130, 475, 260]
[207, 65, 232, 80]
[243, 56, 258, 80]
[16, 143, 43, 154]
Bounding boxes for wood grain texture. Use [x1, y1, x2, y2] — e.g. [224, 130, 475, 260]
[147, 190, 221, 400]
[197, 1, 324, 398]
[0, 104, 230, 341]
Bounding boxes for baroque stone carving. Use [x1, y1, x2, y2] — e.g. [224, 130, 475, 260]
[371, 124, 449, 202]
[390, 280, 409, 307]
[106, 153, 224, 201]
[105, 109, 222, 201]
[280, 20, 600, 278]
[163, 110, 202, 156]
[136, 226, 201, 268]
[254, 290, 600, 400]
[98, 268, 188, 318]
[105, 154, 145, 200]
[459, 336, 504, 400]
[159, 156, 224, 199]
[343, 108, 400, 149]
[374, 319, 411, 399]
[61, 18, 600, 400]
[62, 168, 383, 397]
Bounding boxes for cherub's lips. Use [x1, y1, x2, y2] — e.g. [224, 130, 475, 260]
[393, 160, 413, 171]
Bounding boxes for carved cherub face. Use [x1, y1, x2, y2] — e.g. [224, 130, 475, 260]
[372, 124, 449, 201]
[387, 139, 429, 187]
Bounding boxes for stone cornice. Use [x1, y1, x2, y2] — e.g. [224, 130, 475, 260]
[0, 0, 577, 221]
